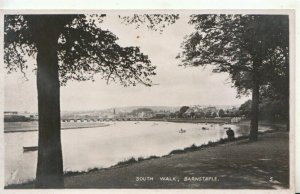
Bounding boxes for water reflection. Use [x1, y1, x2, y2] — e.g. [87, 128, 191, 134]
[4, 121, 273, 185]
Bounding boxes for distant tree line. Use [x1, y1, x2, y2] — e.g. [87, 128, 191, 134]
[169, 106, 241, 119]
[4, 115, 34, 122]
[130, 108, 153, 115]
[239, 98, 288, 122]
[168, 98, 289, 122]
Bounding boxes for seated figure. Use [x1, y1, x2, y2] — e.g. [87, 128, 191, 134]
[226, 128, 235, 141]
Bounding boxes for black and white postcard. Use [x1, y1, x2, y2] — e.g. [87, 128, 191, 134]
[0, 8, 296, 194]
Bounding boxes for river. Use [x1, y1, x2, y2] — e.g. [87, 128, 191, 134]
[4, 121, 273, 185]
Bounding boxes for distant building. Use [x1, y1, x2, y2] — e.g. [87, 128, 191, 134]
[192, 107, 203, 113]
[231, 117, 242, 123]
[4, 111, 18, 115]
[4, 111, 38, 122]
[137, 111, 153, 118]
[126, 114, 135, 118]
[106, 114, 116, 119]
[153, 111, 170, 119]
[19, 112, 38, 119]
[185, 108, 194, 114]
[203, 106, 217, 113]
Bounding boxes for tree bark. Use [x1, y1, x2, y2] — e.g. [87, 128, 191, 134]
[249, 62, 260, 141]
[24, 15, 76, 188]
[35, 29, 63, 188]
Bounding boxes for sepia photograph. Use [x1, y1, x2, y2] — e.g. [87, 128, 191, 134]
[1, 9, 295, 193]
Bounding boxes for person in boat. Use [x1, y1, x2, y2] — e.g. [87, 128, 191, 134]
[226, 127, 235, 141]
[179, 128, 186, 133]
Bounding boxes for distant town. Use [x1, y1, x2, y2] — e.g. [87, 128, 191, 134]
[4, 105, 246, 123]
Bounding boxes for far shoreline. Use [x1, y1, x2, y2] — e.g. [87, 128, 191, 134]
[4, 122, 110, 133]
[4, 118, 287, 133]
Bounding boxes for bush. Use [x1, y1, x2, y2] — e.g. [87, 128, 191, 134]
[116, 157, 137, 166]
[169, 149, 185, 155]
[183, 144, 198, 152]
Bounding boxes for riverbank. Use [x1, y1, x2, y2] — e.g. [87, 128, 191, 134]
[145, 117, 232, 123]
[4, 122, 110, 133]
[6, 127, 289, 189]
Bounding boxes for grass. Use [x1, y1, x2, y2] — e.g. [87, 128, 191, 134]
[116, 157, 137, 166]
[4, 179, 35, 189]
[64, 167, 101, 177]
[114, 155, 160, 167]
[167, 134, 268, 156]
[63, 155, 161, 178]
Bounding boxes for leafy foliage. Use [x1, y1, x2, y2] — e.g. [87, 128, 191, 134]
[179, 106, 189, 114]
[218, 109, 225, 117]
[4, 15, 37, 78]
[239, 100, 252, 118]
[239, 98, 288, 121]
[177, 15, 289, 96]
[4, 14, 157, 86]
[4, 14, 181, 187]
[119, 14, 179, 33]
[178, 106, 189, 118]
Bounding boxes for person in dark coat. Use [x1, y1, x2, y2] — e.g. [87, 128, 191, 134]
[226, 127, 235, 141]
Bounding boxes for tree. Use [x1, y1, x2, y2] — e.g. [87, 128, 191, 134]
[212, 112, 217, 118]
[174, 111, 180, 118]
[259, 98, 282, 121]
[259, 42, 289, 129]
[169, 112, 176, 118]
[179, 106, 189, 113]
[196, 111, 205, 118]
[239, 100, 252, 118]
[205, 111, 212, 118]
[190, 111, 195, 119]
[177, 15, 289, 141]
[178, 106, 189, 118]
[218, 109, 225, 117]
[4, 14, 178, 188]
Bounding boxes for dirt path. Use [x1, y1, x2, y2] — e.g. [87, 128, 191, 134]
[62, 131, 289, 189]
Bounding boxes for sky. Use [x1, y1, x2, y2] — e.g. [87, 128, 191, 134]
[4, 14, 250, 112]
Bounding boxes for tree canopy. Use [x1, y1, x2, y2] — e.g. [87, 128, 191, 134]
[177, 14, 289, 95]
[177, 14, 289, 140]
[4, 14, 180, 188]
[119, 14, 179, 33]
[239, 99, 252, 118]
[4, 14, 161, 86]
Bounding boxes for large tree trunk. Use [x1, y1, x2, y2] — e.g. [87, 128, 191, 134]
[35, 29, 63, 188]
[249, 63, 260, 141]
[24, 15, 75, 188]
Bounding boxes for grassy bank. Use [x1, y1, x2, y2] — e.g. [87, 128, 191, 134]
[66, 130, 289, 189]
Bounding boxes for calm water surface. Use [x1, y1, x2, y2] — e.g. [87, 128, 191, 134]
[4, 121, 273, 185]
